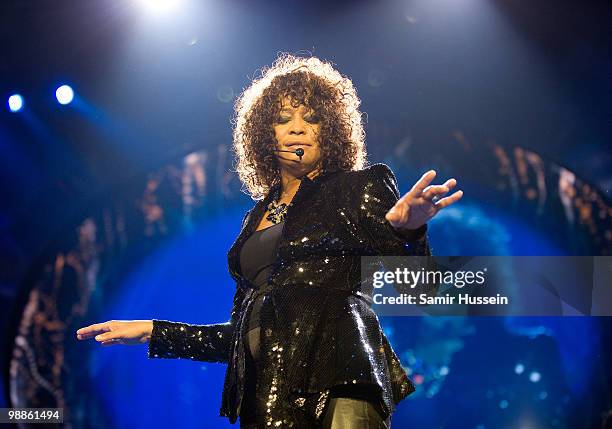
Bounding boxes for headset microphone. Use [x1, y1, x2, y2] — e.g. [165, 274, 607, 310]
[273, 148, 304, 160]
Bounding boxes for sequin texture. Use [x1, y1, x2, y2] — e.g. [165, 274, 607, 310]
[148, 163, 431, 427]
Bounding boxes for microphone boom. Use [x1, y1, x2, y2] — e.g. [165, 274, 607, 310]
[273, 147, 304, 160]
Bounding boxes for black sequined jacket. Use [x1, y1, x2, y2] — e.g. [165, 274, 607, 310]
[148, 163, 431, 428]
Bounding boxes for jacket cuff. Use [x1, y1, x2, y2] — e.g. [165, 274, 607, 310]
[392, 223, 427, 242]
[147, 319, 174, 359]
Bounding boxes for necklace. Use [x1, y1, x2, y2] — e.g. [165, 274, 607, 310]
[266, 200, 288, 224]
[266, 186, 291, 224]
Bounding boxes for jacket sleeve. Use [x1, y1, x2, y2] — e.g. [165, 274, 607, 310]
[358, 163, 431, 257]
[147, 209, 252, 363]
[358, 163, 437, 298]
[147, 286, 245, 363]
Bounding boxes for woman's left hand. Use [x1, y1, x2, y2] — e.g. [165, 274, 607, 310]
[385, 170, 463, 231]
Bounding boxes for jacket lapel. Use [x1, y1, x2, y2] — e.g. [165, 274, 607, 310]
[227, 183, 280, 282]
[227, 168, 340, 283]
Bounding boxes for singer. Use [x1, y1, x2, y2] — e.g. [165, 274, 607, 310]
[76, 54, 462, 428]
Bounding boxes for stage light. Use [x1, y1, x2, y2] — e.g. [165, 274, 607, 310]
[8, 94, 24, 112]
[56, 85, 74, 105]
[139, 0, 182, 14]
[529, 371, 541, 383]
[514, 363, 525, 374]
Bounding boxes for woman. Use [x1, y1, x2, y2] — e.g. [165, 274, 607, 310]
[76, 54, 462, 428]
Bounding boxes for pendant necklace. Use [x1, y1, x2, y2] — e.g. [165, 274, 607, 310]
[266, 187, 290, 224]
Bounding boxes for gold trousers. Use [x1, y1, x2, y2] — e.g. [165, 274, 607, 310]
[322, 397, 391, 429]
[239, 396, 391, 428]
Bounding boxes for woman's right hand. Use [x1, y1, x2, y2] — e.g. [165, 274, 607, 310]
[76, 320, 153, 346]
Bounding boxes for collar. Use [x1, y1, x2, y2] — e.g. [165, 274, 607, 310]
[301, 165, 339, 183]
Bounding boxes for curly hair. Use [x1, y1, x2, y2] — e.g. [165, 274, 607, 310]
[232, 53, 367, 200]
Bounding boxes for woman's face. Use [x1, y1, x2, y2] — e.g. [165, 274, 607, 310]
[273, 97, 322, 177]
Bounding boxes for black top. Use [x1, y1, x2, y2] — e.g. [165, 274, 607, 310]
[239, 221, 284, 289]
[239, 220, 284, 360]
[238, 221, 285, 424]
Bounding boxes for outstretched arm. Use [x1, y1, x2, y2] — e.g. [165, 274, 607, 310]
[147, 285, 246, 363]
[358, 163, 433, 256]
[76, 286, 246, 364]
[358, 164, 462, 297]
